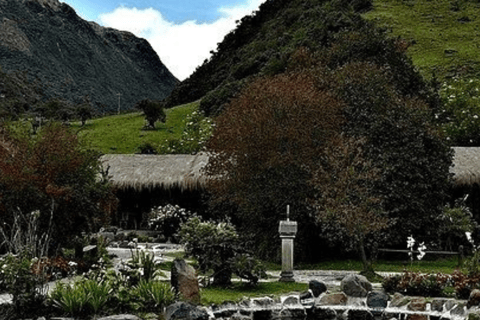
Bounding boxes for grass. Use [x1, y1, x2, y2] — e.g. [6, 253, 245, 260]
[201, 282, 308, 305]
[71, 101, 200, 154]
[364, 0, 480, 81]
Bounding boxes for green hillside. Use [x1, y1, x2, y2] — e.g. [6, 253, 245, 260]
[365, 0, 480, 80]
[73, 101, 201, 154]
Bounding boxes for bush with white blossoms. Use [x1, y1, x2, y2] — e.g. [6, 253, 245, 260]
[437, 77, 480, 145]
[147, 204, 194, 240]
[158, 109, 213, 154]
[407, 235, 427, 262]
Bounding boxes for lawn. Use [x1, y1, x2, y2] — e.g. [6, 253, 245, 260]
[364, 0, 480, 80]
[71, 101, 200, 154]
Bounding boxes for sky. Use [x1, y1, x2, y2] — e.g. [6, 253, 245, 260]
[61, 0, 265, 80]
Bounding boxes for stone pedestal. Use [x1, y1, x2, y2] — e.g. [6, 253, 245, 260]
[279, 220, 297, 282]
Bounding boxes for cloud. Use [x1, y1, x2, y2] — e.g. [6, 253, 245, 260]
[98, 1, 264, 81]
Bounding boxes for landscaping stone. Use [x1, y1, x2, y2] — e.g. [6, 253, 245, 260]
[451, 302, 466, 316]
[271, 308, 306, 320]
[97, 315, 142, 320]
[347, 309, 374, 320]
[230, 311, 253, 320]
[311, 307, 336, 320]
[282, 295, 301, 308]
[366, 291, 388, 309]
[340, 274, 372, 297]
[469, 289, 480, 308]
[389, 293, 411, 308]
[445, 299, 457, 311]
[317, 292, 347, 306]
[252, 297, 275, 308]
[309, 280, 327, 297]
[431, 299, 449, 312]
[406, 315, 428, 320]
[171, 258, 200, 304]
[407, 297, 427, 312]
[166, 302, 209, 320]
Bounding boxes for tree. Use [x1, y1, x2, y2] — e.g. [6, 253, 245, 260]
[135, 99, 166, 129]
[75, 103, 94, 126]
[205, 53, 452, 264]
[0, 122, 117, 254]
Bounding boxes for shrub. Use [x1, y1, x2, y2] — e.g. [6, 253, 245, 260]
[134, 279, 174, 312]
[178, 216, 265, 286]
[147, 204, 194, 241]
[382, 272, 450, 297]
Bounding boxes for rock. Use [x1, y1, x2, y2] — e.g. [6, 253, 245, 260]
[317, 293, 348, 306]
[171, 259, 200, 304]
[390, 293, 411, 308]
[282, 295, 301, 307]
[451, 303, 466, 316]
[0, 0, 178, 113]
[366, 291, 388, 309]
[469, 289, 480, 308]
[468, 312, 480, 320]
[407, 297, 427, 312]
[311, 308, 336, 320]
[431, 299, 450, 312]
[340, 274, 372, 297]
[166, 302, 209, 320]
[406, 315, 428, 320]
[97, 315, 142, 320]
[231, 311, 253, 320]
[309, 280, 327, 297]
[252, 297, 275, 308]
[347, 310, 374, 320]
[271, 308, 307, 320]
[445, 300, 457, 311]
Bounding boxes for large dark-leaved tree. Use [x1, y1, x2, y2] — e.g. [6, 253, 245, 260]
[0, 122, 117, 255]
[205, 46, 452, 265]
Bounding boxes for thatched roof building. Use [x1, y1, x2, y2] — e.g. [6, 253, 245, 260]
[101, 153, 209, 192]
[100, 147, 480, 192]
[451, 147, 480, 187]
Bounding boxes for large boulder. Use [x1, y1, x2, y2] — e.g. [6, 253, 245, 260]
[340, 274, 372, 297]
[366, 291, 389, 309]
[165, 302, 209, 320]
[469, 289, 480, 308]
[171, 259, 200, 304]
[309, 280, 327, 297]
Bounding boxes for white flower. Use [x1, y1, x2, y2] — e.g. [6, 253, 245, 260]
[474, 115, 479, 119]
[466, 232, 474, 245]
[417, 242, 427, 260]
[407, 236, 415, 249]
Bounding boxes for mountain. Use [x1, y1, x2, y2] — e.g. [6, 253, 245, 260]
[0, 0, 178, 113]
[164, 0, 376, 115]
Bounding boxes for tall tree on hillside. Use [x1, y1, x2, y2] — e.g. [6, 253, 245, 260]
[135, 99, 166, 129]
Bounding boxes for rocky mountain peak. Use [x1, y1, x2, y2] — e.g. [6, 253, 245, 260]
[0, 0, 178, 112]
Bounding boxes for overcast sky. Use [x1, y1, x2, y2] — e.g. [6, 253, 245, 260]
[61, 0, 265, 80]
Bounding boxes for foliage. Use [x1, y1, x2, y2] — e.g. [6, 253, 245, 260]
[0, 122, 117, 251]
[50, 277, 112, 317]
[147, 204, 194, 240]
[117, 248, 164, 286]
[178, 216, 265, 286]
[134, 279, 175, 312]
[75, 103, 94, 126]
[135, 99, 166, 129]
[49, 270, 173, 316]
[0, 253, 49, 317]
[437, 77, 480, 145]
[382, 272, 450, 297]
[158, 109, 213, 154]
[33, 99, 73, 123]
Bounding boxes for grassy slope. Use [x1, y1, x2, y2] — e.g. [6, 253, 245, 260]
[72, 101, 199, 154]
[364, 0, 480, 80]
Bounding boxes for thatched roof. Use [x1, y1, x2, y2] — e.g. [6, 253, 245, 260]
[101, 153, 209, 191]
[451, 147, 480, 186]
[100, 147, 480, 191]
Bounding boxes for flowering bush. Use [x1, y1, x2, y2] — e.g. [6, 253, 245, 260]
[437, 77, 480, 145]
[178, 216, 265, 286]
[382, 272, 451, 297]
[158, 110, 213, 154]
[147, 204, 194, 240]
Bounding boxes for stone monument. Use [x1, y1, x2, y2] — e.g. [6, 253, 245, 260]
[279, 205, 297, 282]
